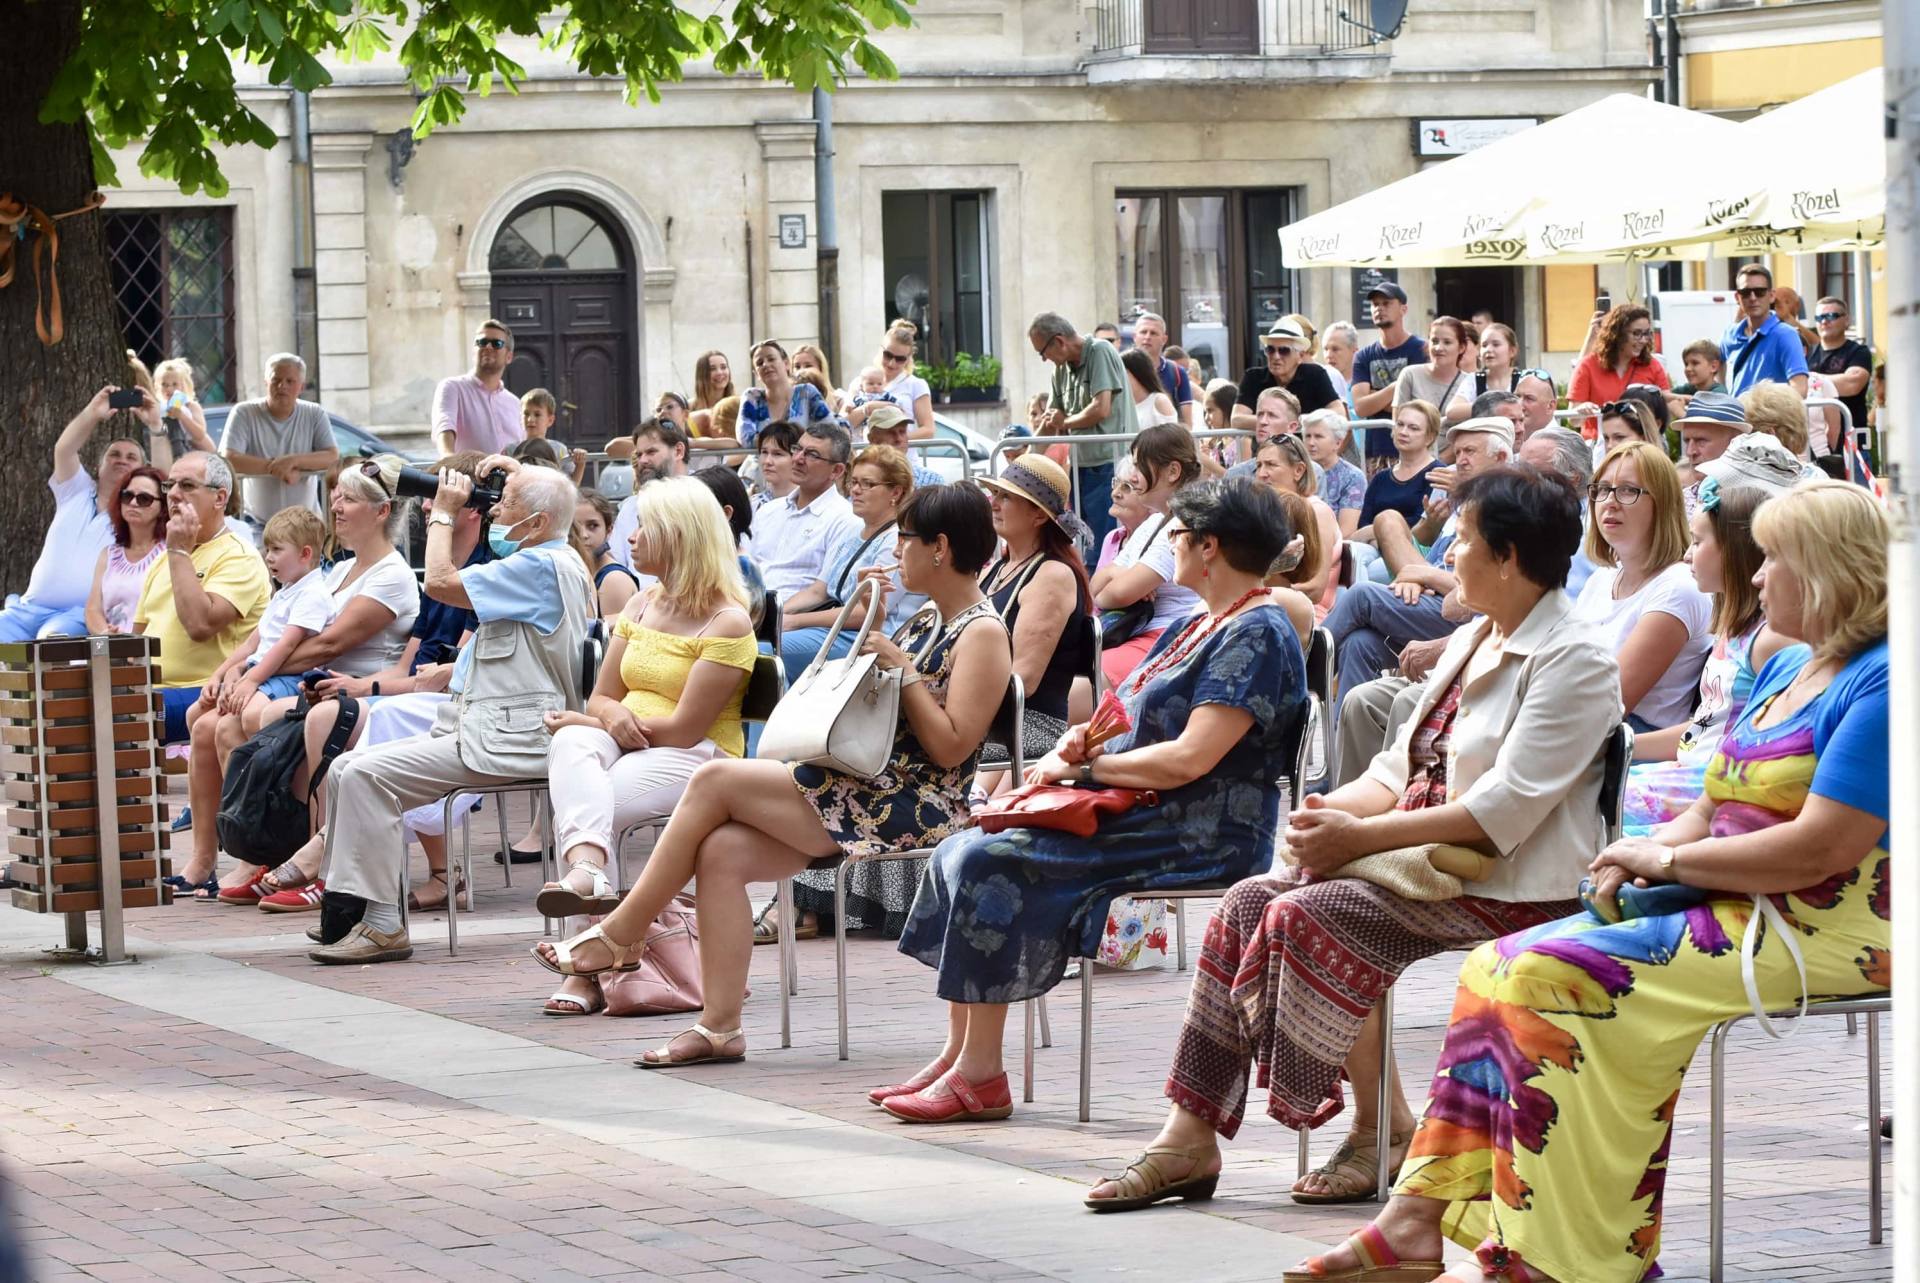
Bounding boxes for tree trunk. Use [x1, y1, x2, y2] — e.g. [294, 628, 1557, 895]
[0, 0, 132, 594]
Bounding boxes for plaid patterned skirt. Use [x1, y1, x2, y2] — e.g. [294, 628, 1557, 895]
[1164, 868, 1576, 1137]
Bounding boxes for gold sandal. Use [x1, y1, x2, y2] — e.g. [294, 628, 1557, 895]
[531, 923, 642, 977]
[1291, 1127, 1412, 1205]
[635, 1023, 746, 1069]
[1083, 1141, 1221, 1213]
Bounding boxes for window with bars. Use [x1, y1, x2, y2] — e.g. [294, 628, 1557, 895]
[107, 208, 238, 404]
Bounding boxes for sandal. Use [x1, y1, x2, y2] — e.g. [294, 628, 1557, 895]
[1292, 1127, 1413, 1205]
[1083, 1141, 1221, 1213]
[163, 872, 217, 901]
[257, 859, 318, 897]
[407, 869, 470, 913]
[1280, 1224, 1443, 1282]
[531, 923, 643, 978]
[635, 1023, 746, 1068]
[751, 900, 816, 944]
[533, 861, 618, 920]
[544, 987, 606, 1017]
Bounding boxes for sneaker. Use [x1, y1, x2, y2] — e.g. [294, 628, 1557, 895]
[260, 880, 326, 913]
[170, 805, 192, 833]
[308, 922, 413, 965]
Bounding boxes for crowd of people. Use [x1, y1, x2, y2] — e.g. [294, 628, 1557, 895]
[4, 279, 1890, 1283]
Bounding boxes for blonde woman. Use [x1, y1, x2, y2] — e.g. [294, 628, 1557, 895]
[535, 475, 759, 1016]
[792, 343, 845, 415]
[1597, 398, 1664, 455]
[845, 319, 935, 437]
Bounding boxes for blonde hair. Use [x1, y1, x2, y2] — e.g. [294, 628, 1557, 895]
[631, 475, 750, 615]
[1741, 381, 1810, 457]
[153, 358, 197, 398]
[1281, 313, 1319, 357]
[262, 507, 327, 558]
[851, 444, 914, 499]
[1751, 480, 1889, 661]
[710, 395, 742, 439]
[1585, 441, 1689, 571]
[1395, 398, 1442, 445]
[331, 464, 405, 541]
[884, 318, 919, 354]
[792, 343, 835, 391]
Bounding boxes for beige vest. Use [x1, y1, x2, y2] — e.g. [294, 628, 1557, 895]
[431, 541, 593, 777]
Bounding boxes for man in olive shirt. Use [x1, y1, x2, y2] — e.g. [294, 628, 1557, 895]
[1029, 310, 1136, 546]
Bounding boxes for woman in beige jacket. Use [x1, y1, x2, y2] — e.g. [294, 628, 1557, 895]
[1086, 463, 1623, 1214]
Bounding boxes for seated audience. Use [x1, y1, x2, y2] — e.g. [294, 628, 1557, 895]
[2, 387, 151, 640]
[886, 478, 1305, 1123]
[531, 484, 1012, 1069]
[609, 417, 692, 566]
[574, 488, 640, 619]
[85, 464, 167, 634]
[534, 477, 759, 1015]
[692, 465, 768, 626]
[1317, 480, 1888, 1283]
[1092, 425, 1204, 688]
[860, 404, 943, 489]
[1598, 397, 1664, 454]
[1354, 399, 1441, 546]
[1261, 489, 1330, 644]
[1224, 386, 1301, 478]
[1086, 465, 1617, 1213]
[1251, 434, 1340, 613]
[1674, 390, 1747, 502]
[689, 349, 737, 440]
[1514, 370, 1558, 444]
[305, 460, 591, 964]
[1303, 409, 1364, 536]
[753, 423, 860, 603]
[1742, 379, 1827, 468]
[1096, 458, 1148, 573]
[1573, 442, 1713, 732]
[738, 340, 843, 450]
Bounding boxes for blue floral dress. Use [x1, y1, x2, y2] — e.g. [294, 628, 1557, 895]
[898, 604, 1305, 1004]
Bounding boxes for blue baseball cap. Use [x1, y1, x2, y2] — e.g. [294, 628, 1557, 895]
[1675, 390, 1746, 428]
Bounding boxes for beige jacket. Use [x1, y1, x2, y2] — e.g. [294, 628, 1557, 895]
[1364, 590, 1622, 903]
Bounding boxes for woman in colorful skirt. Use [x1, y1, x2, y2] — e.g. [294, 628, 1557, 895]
[1292, 479, 1891, 1283]
[1087, 465, 1620, 1212]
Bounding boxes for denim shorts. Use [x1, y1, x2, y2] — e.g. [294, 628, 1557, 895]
[160, 687, 203, 744]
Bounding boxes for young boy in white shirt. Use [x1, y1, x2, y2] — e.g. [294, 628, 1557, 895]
[192, 506, 335, 738]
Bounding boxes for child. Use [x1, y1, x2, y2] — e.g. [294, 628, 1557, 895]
[192, 508, 334, 738]
[152, 357, 216, 457]
[521, 387, 559, 439]
[1666, 339, 1728, 422]
[846, 366, 887, 406]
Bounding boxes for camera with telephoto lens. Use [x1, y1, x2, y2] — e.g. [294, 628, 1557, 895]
[371, 461, 509, 515]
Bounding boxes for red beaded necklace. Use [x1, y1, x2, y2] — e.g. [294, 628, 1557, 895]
[1125, 586, 1270, 697]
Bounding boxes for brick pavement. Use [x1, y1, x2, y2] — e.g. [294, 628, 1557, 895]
[0, 793, 1892, 1282]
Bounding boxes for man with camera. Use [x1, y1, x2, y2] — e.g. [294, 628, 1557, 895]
[0, 386, 156, 641]
[308, 455, 593, 964]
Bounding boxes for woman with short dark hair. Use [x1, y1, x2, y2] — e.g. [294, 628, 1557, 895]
[876, 478, 1308, 1123]
[1088, 464, 1621, 1212]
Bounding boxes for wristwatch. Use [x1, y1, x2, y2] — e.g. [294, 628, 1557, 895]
[1078, 762, 1095, 786]
[427, 511, 454, 529]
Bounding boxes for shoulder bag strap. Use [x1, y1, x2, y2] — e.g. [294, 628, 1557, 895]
[1741, 893, 1809, 1039]
[305, 694, 363, 801]
[831, 522, 895, 601]
[803, 577, 886, 685]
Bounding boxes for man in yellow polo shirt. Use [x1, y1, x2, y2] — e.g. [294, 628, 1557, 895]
[136, 452, 271, 744]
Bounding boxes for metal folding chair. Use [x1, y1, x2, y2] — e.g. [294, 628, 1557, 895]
[400, 778, 555, 955]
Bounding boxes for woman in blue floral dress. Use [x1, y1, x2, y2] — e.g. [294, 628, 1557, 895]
[879, 478, 1307, 1124]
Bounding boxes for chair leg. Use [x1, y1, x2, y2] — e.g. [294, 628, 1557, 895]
[448, 794, 465, 956]
[1376, 987, 1394, 1203]
[494, 792, 511, 888]
[1037, 992, 1053, 1048]
[1175, 900, 1188, 972]
[779, 877, 798, 996]
[776, 877, 794, 1050]
[835, 862, 850, 1062]
[538, 790, 556, 937]
[1022, 1000, 1035, 1103]
[1078, 959, 1094, 1123]
[1846, 1012, 1859, 1036]
[1867, 1010, 1882, 1244]
[1297, 1126, 1309, 1180]
[1709, 1018, 1733, 1283]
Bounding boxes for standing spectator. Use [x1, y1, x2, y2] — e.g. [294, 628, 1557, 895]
[1391, 317, 1475, 428]
[1321, 320, 1359, 413]
[1124, 349, 1179, 428]
[655, 390, 692, 434]
[1474, 322, 1520, 398]
[1236, 319, 1342, 419]
[519, 387, 586, 484]
[844, 321, 935, 437]
[219, 354, 339, 530]
[1672, 338, 1728, 400]
[0, 387, 151, 640]
[1514, 370, 1559, 444]
[1092, 321, 1121, 345]
[1349, 282, 1427, 430]
[738, 341, 842, 450]
[1131, 311, 1196, 426]
[432, 320, 525, 457]
[1722, 264, 1810, 397]
[135, 453, 271, 744]
[752, 423, 860, 601]
[1030, 311, 1137, 548]
[1303, 409, 1364, 537]
[1808, 295, 1873, 436]
[153, 358, 217, 459]
[84, 464, 167, 635]
[1569, 305, 1670, 437]
[691, 350, 736, 417]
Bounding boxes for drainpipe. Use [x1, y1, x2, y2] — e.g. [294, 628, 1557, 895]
[290, 89, 320, 394]
[1664, 1, 1680, 109]
[813, 86, 840, 375]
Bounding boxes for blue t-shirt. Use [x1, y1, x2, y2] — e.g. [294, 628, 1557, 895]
[449, 541, 569, 692]
[1353, 334, 1429, 457]
[1721, 313, 1810, 396]
[1358, 460, 1440, 528]
[1156, 356, 1194, 409]
[408, 539, 491, 671]
[1742, 639, 1890, 843]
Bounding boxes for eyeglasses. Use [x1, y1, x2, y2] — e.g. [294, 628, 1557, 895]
[118, 489, 161, 508]
[1588, 482, 1648, 507]
[881, 349, 911, 366]
[1165, 526, 1196, 543]
[1735, 287, 1771, 300]
[1815, 311, 1845, 323]
[159, 479, 207, 495]
[847, 476, 890, 492]
[1627, 328, 1653, 341]
[897, 528, 930, 543]
[792, 447, 835, 465]
[474, 336, 509, 350]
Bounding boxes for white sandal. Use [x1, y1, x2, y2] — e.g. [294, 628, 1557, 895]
[543, 987, 606, 1017]
[531, 923, 642, 977]
[533, 860, 617, 919]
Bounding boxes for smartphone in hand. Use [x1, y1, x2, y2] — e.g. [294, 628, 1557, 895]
[107, 389, 145, 410]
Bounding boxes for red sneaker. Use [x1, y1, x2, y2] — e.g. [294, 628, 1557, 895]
[259, 880, 326, 913]
[216, 866, 269, 905]
[881, 1069, 1013, 1124]
[867, 1056, 952, 1107]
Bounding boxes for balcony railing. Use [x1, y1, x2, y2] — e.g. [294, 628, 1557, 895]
[1091, 0, 1392, 59]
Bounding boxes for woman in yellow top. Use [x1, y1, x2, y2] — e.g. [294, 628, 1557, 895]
[537, 475, 759, 1015]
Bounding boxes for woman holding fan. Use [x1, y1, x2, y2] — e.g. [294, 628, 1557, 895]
[877, 478, 1307, 1124]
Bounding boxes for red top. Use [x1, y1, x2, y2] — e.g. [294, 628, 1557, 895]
[1569, 354, 1671, 438]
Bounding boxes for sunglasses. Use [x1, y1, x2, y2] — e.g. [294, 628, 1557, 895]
[1735, 287, 1771, 300]
[159, 479, 209, 495]
[1815, 311, 1845, 323]
[1517, 367, 1555, 386]
[1599, 401, 1641, 419]
[118, 489, 161, 508]
[881, 349, 911, 365]
[474, 336, 509, 349]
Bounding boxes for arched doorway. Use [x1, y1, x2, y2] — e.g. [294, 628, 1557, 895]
[488, 195, 634, 441]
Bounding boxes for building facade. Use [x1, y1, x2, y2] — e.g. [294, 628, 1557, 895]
[108, 0, 1671, 446]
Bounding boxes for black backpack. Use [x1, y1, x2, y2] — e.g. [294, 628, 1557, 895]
[216, 695, 362, 866]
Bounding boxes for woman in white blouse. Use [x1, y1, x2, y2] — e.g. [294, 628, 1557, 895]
[1122, 348, 1180, 428]
[1570, 441, 1713, 732]
[844, 319, 935, 438]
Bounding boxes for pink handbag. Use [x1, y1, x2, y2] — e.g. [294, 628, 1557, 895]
[600, 894, 704, 1017]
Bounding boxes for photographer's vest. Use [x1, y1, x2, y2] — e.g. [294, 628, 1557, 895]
[431, 541, 593, 778]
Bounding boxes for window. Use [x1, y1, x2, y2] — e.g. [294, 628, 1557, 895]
[107, 209, 238, 404]
[1144, 0, 1258, 54]
[881, 191, 992, 366]
[490, 201, 622, 272]
[1816, 252, 1855, 314]
[1115, 187, 1301, 384]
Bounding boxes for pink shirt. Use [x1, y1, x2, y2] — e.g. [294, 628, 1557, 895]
[432, 373, 525, 455]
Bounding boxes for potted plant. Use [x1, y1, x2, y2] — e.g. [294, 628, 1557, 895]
[925, 358, 955, 403]
[945, 352, 1003, 405]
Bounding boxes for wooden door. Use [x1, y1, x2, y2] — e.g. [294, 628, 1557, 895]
[491, 272, 630, 443]
[1145, 0, 1257, 53]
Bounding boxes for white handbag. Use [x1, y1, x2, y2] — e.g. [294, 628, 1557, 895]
[757, 579, 940, 778]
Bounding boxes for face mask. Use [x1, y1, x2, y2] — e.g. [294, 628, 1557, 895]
[487, 518, 526, 557]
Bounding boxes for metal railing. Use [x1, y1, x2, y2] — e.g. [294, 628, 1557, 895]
[988, 429, 1254, 517]
[1091, 0, 1392, 58]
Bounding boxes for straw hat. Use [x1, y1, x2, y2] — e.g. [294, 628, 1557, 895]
[977, 455, 1075, 530]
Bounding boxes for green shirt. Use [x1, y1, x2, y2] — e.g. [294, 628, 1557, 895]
[1048, 336, 1137, 466]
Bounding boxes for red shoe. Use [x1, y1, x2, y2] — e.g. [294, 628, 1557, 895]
[867, 1056, 953, 1107]
[216, 866, 270, 905]
[259, 880, 326, 913]
[881, 1069, 1013, 1124]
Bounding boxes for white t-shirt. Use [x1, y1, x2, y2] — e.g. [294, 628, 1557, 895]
[879, 371, 931, 418]
[248, 567, 336, 664]
[322, 549, 422, 675]
[1112, 512, 1204, 637]
[25, 471, 113, 608]
[1570, 561, 1713, 727]
[1134, 391, 1180, 429]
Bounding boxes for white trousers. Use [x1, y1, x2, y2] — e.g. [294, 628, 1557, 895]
[547, 724, 723, 869]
